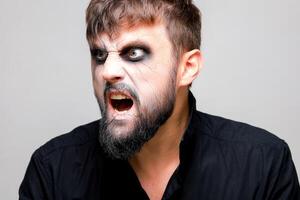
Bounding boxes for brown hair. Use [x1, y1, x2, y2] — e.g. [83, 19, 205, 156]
[86, 0, 201, 60]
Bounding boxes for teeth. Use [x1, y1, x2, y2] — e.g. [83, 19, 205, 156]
[110, 94, 130, 100]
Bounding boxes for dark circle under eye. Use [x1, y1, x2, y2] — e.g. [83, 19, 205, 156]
[95, 50, 108, 64]
[97, 50, 108, 60]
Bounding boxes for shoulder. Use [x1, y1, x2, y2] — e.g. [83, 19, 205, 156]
[193, 111, 285, 148]
[32, 120, 101, 161]
[190, 111, 292, 172]
[19, 120, 103, 199]
[185, 110, 300, 198]
[191, 112, 300, 185]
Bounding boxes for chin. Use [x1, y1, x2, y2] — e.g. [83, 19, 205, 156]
[107, 119, 137, 139]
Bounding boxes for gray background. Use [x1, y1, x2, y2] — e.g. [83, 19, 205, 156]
[0, 0, 299, 199]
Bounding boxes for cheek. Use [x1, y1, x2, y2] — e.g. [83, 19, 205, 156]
[92, 67, 105, 97]
[92, 65, 104, 83]
[131, 67, 173, 107]
[132, 55, 173, 81]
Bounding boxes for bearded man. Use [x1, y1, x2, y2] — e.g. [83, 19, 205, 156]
[19, 0, 300, 199]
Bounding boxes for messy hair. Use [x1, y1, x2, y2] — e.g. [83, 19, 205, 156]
[86, 0, 201, 60]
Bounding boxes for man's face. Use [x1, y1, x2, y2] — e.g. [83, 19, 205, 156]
[90, 23, 178, 159]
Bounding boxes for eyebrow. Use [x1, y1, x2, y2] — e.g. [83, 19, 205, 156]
[89, 41, 106, 51]
[118, 40, 151, 50]
[90, 39, 152, 53]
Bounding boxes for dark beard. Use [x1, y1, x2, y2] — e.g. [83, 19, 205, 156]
[98, 80, 176, 160]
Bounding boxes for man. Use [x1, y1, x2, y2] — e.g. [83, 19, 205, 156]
[19, 0, 300, 199]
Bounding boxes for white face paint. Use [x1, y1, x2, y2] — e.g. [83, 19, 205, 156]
[90, 23, 178, 159]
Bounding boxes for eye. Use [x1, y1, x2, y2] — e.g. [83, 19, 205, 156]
[121, 47, 149, 62]
[90, 49, 108, 65]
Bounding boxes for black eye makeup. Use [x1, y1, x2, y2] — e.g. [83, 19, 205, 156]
[119, 45, 151, 63]
[90, 42, 151, 65]
[90, 48, 108, 65]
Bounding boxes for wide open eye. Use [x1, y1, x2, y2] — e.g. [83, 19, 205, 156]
[121, 47, 149, 62]
[90, 49, 108, 65]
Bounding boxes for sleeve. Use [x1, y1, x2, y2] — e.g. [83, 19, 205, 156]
[19, 151, 53, 200]
[259, 141, 300, 200]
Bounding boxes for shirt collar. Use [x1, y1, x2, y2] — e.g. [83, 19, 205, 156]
[162, 91, 201, 198]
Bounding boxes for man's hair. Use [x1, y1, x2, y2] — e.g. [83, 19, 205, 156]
[86, 0, 201, 59]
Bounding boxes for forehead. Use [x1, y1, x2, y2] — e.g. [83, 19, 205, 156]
[92, 23, 172, 51]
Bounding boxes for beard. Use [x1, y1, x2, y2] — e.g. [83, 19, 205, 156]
[97, 71, 177, 160]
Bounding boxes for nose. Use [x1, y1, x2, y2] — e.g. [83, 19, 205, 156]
[102, 53, 125, 84]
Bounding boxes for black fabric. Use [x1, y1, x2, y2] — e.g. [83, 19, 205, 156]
[19, 93, 300, 200]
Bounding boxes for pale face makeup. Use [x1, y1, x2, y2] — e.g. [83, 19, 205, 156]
[90, 23, 178, 159]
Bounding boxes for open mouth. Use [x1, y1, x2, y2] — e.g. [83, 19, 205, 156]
[110, 93, 134, 112]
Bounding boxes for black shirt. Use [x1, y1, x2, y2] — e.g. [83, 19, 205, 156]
[19, 93, 300, 199]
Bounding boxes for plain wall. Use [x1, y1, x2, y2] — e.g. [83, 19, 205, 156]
[0, 0, 299, 199]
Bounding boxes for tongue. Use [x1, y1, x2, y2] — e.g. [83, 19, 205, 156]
[111, 99, 133, 112]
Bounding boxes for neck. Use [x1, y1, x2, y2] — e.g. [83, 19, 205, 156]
[129, 88, 190, 182]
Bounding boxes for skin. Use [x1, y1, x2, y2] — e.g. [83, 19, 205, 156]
[92, 23, 176, 139]
[91, 23, 202, 200]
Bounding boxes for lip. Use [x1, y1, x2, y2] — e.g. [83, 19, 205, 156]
[108, 90, 133, 101]
[105, 90, 136, 120]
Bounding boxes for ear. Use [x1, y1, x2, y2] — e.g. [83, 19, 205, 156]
[177, 49, 203, 87]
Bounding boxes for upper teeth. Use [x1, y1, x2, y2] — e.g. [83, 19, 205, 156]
[111, 94, 130, 100]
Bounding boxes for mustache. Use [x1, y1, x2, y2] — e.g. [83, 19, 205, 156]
[104, 83, 140, 104]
